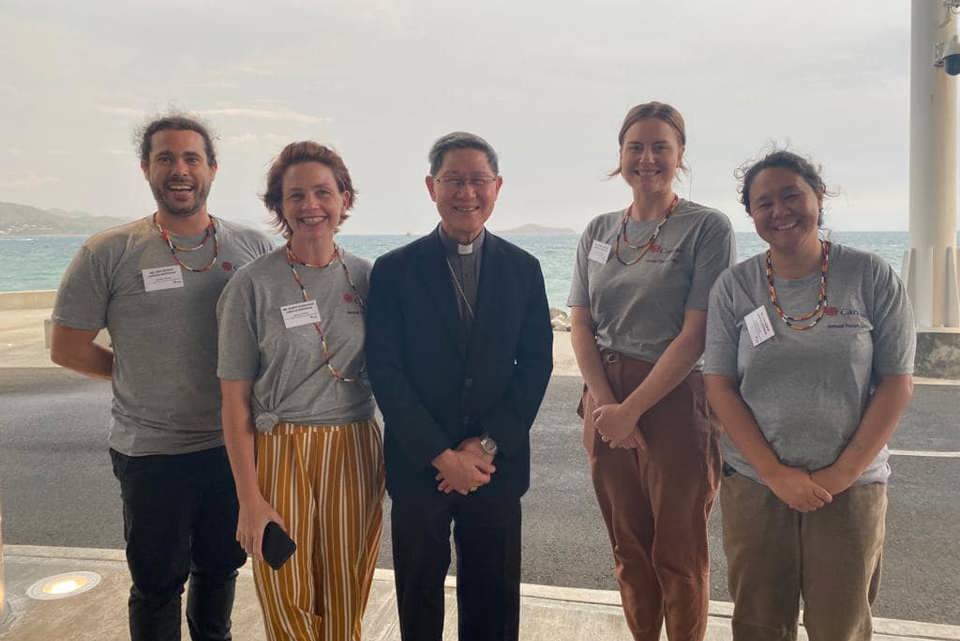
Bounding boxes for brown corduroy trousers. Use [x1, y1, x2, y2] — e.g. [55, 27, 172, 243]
[581, 351, 721, 641]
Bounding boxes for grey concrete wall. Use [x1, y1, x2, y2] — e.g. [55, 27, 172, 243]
[915, 329, 960, 379]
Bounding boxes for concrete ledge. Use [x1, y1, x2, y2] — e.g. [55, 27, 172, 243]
[915, 328, 960, 379]
[5, 545, 125, 562]
[914, 376, 960, 386]
[6, 545, 960, 640]
[40, 319, 110, 349]
[0, 290, 57, 311]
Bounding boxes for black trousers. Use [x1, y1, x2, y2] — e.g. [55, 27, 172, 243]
[391, 493, 522, 641]
[110, 446, 248, 641]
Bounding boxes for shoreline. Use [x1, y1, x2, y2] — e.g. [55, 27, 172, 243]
[0, 292, 586, 376]
[1, 290, 957, 382]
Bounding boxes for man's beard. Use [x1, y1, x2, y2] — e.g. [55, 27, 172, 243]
[151, 182, 210, 218]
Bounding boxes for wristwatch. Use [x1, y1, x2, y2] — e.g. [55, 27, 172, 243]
[479, 434, 498, 456]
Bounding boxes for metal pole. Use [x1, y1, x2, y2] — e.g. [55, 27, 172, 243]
[907, 0, 960, 328]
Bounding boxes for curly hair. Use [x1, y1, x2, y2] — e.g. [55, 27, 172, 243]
[736, 148, 831, 225]
[137, 113, 217, 166]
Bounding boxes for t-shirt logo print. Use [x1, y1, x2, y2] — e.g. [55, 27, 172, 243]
[825, 305, 868, 329]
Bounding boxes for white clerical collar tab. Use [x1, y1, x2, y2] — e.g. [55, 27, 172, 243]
[457, 243, 474, 255]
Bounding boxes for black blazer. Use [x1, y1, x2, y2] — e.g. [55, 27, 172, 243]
[366, 228, 553, 500]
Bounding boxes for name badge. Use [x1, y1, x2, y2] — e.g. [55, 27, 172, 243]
[744, 306, 775, 346]
[588, 240, 611, 264]
[142, 265, 184, 292]
[281, 300, 321, 329]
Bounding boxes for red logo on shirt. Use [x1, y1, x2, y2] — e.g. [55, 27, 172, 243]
[222, 261, 233, 271]
[824, 306, 838, 316]
[343, 292, 355, 303]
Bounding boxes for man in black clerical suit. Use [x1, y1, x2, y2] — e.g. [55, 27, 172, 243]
[366, 131, 553, 641]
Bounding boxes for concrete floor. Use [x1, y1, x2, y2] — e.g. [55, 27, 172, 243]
[4, 546, 960, 641]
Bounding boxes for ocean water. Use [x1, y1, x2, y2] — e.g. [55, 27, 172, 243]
[0, 231, 932, 310]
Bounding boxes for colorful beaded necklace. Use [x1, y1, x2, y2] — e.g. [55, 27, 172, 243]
[613, 194, 680, 266]
[285, 242, 366, 384]
[153, 213, 219, 272]
[765, 240, 831, 331]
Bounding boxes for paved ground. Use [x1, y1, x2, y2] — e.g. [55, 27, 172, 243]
[8, 547, 959, 641]
[1, 367, 958, 625]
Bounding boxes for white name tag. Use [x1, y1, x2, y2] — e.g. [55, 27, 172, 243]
[588, 240, 611, 264]
[281, 300, 321, 329]
[142, 265, 184, 292]
[744, 306, 776, 347]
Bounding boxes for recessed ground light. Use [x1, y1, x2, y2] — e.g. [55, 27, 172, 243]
[26, 572, 101, 600]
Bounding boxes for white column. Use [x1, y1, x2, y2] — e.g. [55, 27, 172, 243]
[907, 0, 960, 328]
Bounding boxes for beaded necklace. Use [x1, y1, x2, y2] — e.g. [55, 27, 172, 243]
[153, 213, 219, 272]
[285, 242, 366, 384]
[765, 240, 831, 331]
[613, 194, 680, 266]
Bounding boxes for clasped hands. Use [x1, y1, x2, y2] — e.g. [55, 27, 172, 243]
[433, 437, 496, 495]
[592, 402, 647, 451]
[765, 463, 857, 513]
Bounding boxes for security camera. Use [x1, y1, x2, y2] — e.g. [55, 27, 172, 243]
[944, 35, 960, 76]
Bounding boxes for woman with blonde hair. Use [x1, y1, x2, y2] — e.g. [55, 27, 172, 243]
[217, 141, 383, 640]
[568, 102, 735, 640]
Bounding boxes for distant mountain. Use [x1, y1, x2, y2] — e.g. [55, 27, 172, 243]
[497, 223, 577, 236]
[0, 202, 129, 236]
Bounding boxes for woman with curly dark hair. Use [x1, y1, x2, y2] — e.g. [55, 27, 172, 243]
[704, 149, 915, 641]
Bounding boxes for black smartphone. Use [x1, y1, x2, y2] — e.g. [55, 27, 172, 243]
[262, 521, 296, 570]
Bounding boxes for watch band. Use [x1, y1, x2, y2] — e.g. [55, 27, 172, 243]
[479, 434, 498, 456]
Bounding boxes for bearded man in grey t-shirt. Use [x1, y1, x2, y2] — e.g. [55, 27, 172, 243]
[51, 114, 273, 641]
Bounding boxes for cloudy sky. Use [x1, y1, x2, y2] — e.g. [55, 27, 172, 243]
[0, 0, 941, 233]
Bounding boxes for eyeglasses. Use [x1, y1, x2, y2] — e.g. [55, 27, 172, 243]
[434, 176, 498, 190]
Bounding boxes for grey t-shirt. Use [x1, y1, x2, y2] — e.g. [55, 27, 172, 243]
[567, 200, 735, 362]
[216, 246, 375, 430]
[704, 243, 916, 486]
[52, 215, 275, 456]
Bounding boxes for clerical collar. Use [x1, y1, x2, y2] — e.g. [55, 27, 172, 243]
[438, 225, 485, 257]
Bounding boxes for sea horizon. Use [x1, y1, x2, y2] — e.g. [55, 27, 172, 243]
[2, 231, 955, 310]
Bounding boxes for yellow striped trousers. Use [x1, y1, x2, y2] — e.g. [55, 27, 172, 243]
[253, 419, 385, 641]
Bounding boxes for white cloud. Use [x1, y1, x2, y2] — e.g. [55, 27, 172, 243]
[197, 107, 329, 125]
[221, 133, 298, 148]
[0, 173, 61, 189]
[97, 105, 145, 118]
